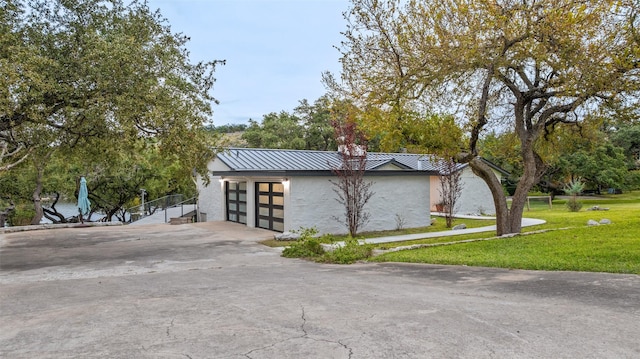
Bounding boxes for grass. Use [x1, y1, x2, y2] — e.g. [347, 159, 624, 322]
[373, 192, 640, 274]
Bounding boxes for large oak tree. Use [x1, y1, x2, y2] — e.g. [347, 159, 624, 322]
[335, 0, 640, 235]
[1, 0, 223, 174]
[1, 0, 223, 222]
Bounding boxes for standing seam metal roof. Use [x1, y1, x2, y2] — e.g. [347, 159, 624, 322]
[216, 148, 459, 173]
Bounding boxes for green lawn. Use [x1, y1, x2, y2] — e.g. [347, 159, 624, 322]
[372, 192, 640, 274]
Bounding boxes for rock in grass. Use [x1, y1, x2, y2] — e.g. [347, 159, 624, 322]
[599, 219, 612, 225]
[452, 223, 467, 230]
[587, 219, 600, 226]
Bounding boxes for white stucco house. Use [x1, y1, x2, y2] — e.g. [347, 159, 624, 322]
[197, 148, 507, 235]
[429, 163, 509, 216]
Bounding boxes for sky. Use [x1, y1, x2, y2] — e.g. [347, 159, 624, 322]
[146, 0, 351, 126]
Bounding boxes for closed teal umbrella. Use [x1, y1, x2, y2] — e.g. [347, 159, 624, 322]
[77, 177, 91, 222]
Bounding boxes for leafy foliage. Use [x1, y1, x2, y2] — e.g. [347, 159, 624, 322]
[565, 199, 583, 212]
[242, 112, 307, 149]
[0, 0, 224, 223]
[558, 143, 629, 192]
[564, 178, 585, 212]
[241, 96, 337, 151]
[610, 123, 640, 170]
[0, 138, 202, 223]
[334, 0, 640, 235]
[207, 124, 248, 134]
[280, 227, 372, 264]
[281, 227, 326, 258]
[319, 237, 372, 264]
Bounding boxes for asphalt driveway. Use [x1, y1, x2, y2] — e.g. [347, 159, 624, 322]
[1, 222, 639, 358]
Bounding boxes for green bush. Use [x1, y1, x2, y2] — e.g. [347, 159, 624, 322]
[280, 227, 373, 263]
[8, 205, 35, 226]
[319, 237, 372, 264]
[282, 238, 325, 258]
[281, 227, 325, 258]
[566, 198, 583, 212]
[564, 178, 585, 212]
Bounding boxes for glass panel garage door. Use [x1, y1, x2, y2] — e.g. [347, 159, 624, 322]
[256, 182, 284, 232]
[226, 181, 247, 224]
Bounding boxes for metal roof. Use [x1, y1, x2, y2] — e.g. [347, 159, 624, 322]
[215, 148, 458, 173]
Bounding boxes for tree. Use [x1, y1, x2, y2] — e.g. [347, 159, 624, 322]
[0, 0, 30, 172]
[241, 96, 339, 151]
[0, 134, 206, 224]
[558, 143, 629, 193]
[294, 96, 337, 151]
[436, 158, 464, 228]
[1, 0, 223, 178]
[334, 0, 640, 235]
[330, 119, 374, 237]
[564, 178, 585, 212]
[208, 124, 248, 134]
[610, 123, 640, 169]
[242, 112, 306, 149]
[1, 0, 223, 223]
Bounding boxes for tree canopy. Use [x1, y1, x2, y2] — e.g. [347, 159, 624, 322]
[0, 0, 224, 177]
[335, 0, 640, 235]
[241, 96, 338, 151]
[0, 0, 224, 224]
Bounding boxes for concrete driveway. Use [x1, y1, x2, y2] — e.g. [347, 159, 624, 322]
[1, 222, 639, 358]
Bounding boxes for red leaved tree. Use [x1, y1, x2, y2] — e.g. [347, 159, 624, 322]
[330, 119, 374, 237]
[436, 157, 464, 228]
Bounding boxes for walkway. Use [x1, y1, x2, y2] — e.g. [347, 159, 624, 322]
[345, 214, 546, 246]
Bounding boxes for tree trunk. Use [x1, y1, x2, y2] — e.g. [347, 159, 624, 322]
[30, 166, 45, 225]
[42, 193, 67, 224]
[468, 157, 512, 235]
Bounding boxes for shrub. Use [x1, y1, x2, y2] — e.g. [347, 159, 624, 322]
[281, 227, 325, 258]
[282, 238, 325, 258]
[564, 178, 585, 212]
[566, 198, 583, 212]
[8, 205, 35, 226]
[280, 228, 372, 263]
[395, 213, 406, 230]
[319, 237, 372, 264]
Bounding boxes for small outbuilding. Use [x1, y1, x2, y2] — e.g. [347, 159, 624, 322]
[197, 148, 506, 235]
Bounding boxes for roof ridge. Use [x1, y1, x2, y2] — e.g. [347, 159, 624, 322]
[226, 147, 432, 157]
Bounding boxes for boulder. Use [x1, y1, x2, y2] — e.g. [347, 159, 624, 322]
[599, 219, 612, 225]
[452, 223, 467, 230]
[274, 232, 300, 241]
[587, 219, 600, 226]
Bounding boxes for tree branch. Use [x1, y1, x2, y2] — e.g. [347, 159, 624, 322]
[468, 65, 494, 158]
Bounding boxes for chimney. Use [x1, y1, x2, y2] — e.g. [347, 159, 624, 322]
[338, 144, 366, 157]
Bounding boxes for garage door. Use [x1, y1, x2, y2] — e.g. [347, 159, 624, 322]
[226, 181, 247, 224]
[256, 182, 284, 232]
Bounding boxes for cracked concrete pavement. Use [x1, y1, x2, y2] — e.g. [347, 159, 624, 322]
[1, 221, 640, 358]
